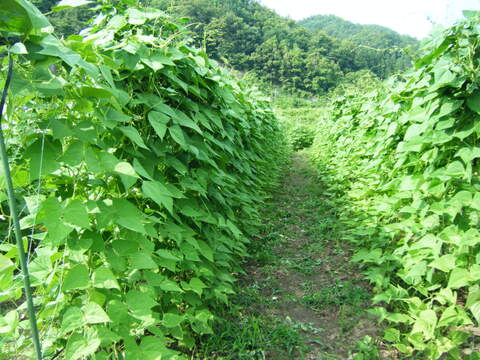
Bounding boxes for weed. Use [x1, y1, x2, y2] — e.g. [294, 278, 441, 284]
[301, 280, 369, 310]
[289, 255, 323, 275]
[306, 241, 325, 254]
[198, 316, 307, 360]
[351, 336, 381, 360]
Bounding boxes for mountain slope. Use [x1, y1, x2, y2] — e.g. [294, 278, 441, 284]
[299, 14, 418, 49]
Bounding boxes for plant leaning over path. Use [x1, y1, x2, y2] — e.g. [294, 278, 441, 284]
[311, 11, 480, 360]
[0, 0, 288, 358]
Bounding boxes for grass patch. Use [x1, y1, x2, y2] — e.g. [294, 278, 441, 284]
[198, 316, 308, 359]
[288, 255, 323, 275]
[301, 280, 369, 310]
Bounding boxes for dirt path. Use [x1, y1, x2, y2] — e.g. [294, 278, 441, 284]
[200, 152, 380, 359]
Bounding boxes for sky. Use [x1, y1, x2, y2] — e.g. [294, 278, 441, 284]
[259, 0, 480, 39]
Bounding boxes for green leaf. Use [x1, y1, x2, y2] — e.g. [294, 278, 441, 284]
[0, 0, 52, 36]
[61, 307, 85, 334]
[411, 309, 437, 340]
[150, 52, 175, 66]
[130, 252, 158, 270]
[120, 126, 149, 149]
[160, 279, 183, 292]
[162, 313, 184, 328]
[173, 109, 202, 134]
[433, 65, 456, 87]
[188, 278, 206, 296]
[154, 103, 176, 118]
[142, 181, 174, 213]
[467, 90, 480, 114]
[133, 159, 154, 180]
[63, 264, 90, 292]
[466, 286, 480, 308]
[126, 8, 147, 25]
[383, 328, 400, 342]
[107, 299, 130, 324]
[126, 290, 157, 310]
[142, 52, 175, 71]
[444, 161, 465, 178]
[179, 204, 203, 218]
[429, 254, 456, 272]
[460, 228, 480, 247]
[64, 199, 90, 229]
[197, 240, 214, 262]
[80, 86, 113, 98]
[104, 107, 131, 124]
[112, 199, 146, 234]
[455, 147, 480, 164]
[93, 266, 120, 290]
[43, 214, 73, 245]
[0, 255, 14, 273]
[29, 255, 52, 284]
[10, 42, 27, 54]
[95, 326, 120, 347]
[114, 162, 138, 178]
[448, 268, 471, 289]
[61, 141, 85, 167]
[169, 125, 187, 148]
[26, 137, 61, 181]
[140, 337, 173, 359]
[148, 111, 169, 140]
[470, 301, 480, 325]
[65, 332, 101, 360]
[437, 306, 457, 327]
[83, 302, 111, 324]
[126, 290, 157, 320]
[404, 123, 428, 140]
[156, 249, 181, 262]
[191, 310, 213, 335]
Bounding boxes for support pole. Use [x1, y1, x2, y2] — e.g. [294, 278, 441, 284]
[0, 54, 43, 360]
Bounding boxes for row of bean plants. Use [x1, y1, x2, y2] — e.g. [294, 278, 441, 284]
[311, 11, 480, 359]
[0, 0, 287, 358]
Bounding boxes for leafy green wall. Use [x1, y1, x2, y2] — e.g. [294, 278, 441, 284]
[310, 11, 480, 359]
[0, 1, 288, 358]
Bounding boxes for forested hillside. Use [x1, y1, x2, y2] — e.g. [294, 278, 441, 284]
[148, 0, 417, 94]
[32, 0, 417, 95]
[299, 14, 417, 49]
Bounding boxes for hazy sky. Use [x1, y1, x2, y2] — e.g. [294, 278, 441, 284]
[259, 0, 480, 39]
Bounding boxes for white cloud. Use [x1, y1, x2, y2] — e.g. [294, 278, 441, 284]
[259, 0, 480, 38]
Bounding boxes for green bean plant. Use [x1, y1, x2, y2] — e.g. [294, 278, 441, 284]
[311, 11, 480, 359]
[0, 0, 287, 358]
